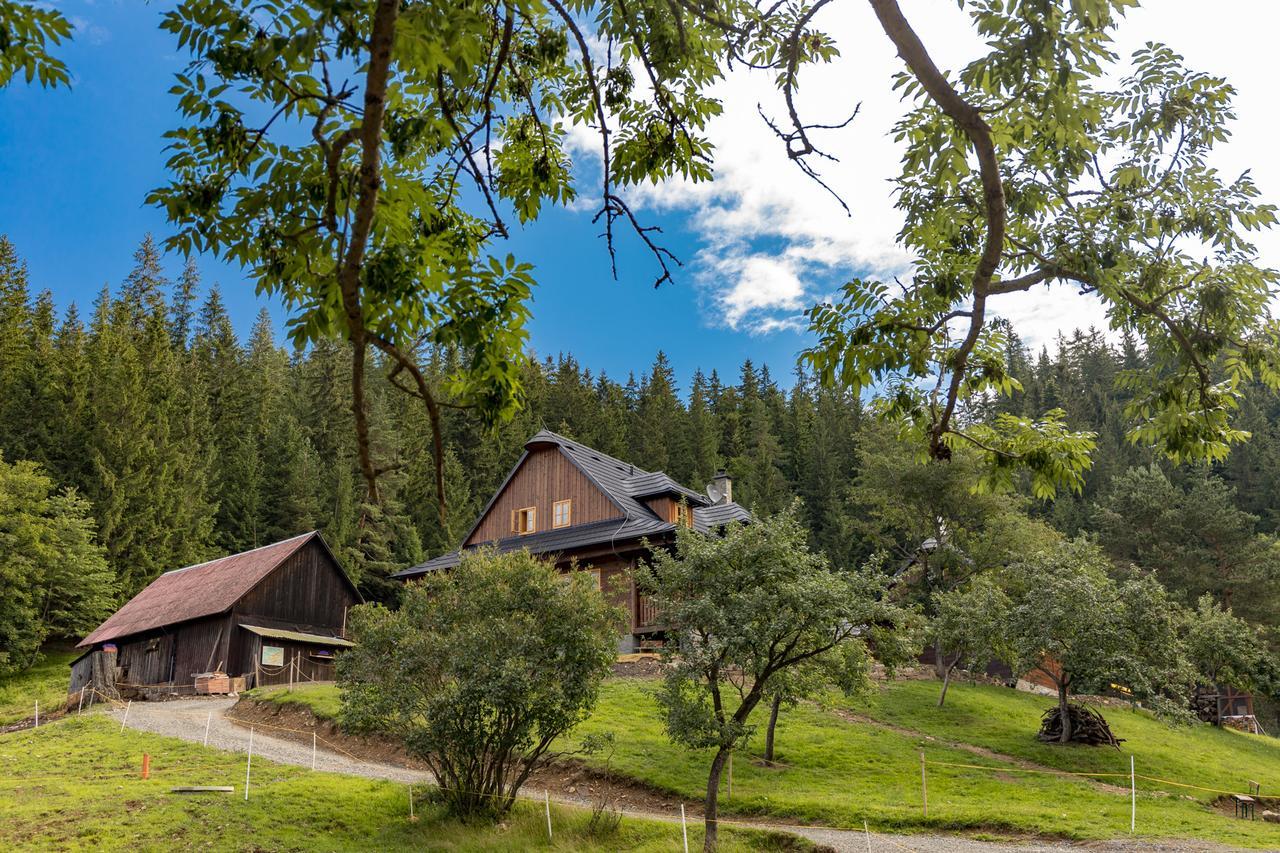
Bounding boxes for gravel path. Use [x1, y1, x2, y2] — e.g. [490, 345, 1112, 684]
[109, 698, 1240, 853]
[108, 696, 429, 784]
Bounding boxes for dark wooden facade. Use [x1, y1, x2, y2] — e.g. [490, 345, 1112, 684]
[466, 446, 621, 545]
[397, 431, 750, 652]
[77, 535, 359, 692]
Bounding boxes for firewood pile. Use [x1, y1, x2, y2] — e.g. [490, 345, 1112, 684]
[1037, 703, 1124, 747]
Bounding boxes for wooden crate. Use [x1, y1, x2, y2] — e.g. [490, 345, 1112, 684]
[194, 672, 230, 694]
[228, 676, 247, 694]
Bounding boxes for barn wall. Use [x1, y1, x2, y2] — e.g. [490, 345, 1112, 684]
[116, 631, 176, 686]
[466, 447, 622, 545]
[244, 636, 342, 687]
[113, 616, 232, 686]
[232, 538, 359, 634]
[68, 654, 94, 695]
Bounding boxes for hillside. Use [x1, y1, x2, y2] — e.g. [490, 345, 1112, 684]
[238, 676, 1280, 848]
[0, 648, 79, 727]
[568, 677, 1280, 848]
[0, 713, 807, 852]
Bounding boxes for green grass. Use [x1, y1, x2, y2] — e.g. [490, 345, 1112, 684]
[557, 678, 1280, 849]
[0, 647, 79, 726]
[859, 679, 1280, 800]
[0, 714, 807, 852]
[244, 682, 342, 721]
[233, 677, 1280, 848]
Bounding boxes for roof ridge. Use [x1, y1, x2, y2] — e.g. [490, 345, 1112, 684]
[163, 531, 316, 576]
[531, 429, 651, 477]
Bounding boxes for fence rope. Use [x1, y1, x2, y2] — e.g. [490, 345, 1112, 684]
[924, 756, 1263, 799]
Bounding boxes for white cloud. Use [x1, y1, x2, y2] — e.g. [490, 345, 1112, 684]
[574, 0, 1280, 350]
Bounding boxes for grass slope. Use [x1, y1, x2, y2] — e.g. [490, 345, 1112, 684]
[0, 648, 79, 726]
[214, 678, 1280, 848]
[244, 683, 342, 721]
[559, 678, 1280, 849]
[0, 714, 806, 852]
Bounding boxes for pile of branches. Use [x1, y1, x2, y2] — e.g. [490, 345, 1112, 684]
[1037, 703, 1124, 748]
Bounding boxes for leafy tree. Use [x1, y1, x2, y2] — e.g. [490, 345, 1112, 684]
[1183, 594, 1272, 706]
[1003, 539, 1191, 742]
[0, 1, 71, 88]
[928, 574, 1011, 707]
[338, 549, 620, 817]
[802, 0, 1279, 495]
[0, 453, 114, 675]
[639, 505, 917, 851]
[149, 0, 810, 515]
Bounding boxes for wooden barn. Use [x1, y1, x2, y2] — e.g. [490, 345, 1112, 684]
[393, 430, 750, 651]
[71, 532, 361, 695]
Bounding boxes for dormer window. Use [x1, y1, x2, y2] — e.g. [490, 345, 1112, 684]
[512, 506, 536, 535]
[553, 499, 572, 529]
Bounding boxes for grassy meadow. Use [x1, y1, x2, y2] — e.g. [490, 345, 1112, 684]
[0, 648, 79, 726]
[0, 713, 805, 852]
[233, 676, 1280, 847]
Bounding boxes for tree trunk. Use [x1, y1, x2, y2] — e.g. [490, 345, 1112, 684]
[933, 640, 947, 680]
[703, 746, 731, 852]
[1057, 681, 1071, 744]
[938, 662, 955, 707]
[763, 695, 782, 764]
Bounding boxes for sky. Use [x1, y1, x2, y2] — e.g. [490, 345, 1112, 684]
[2, 0, 1278, 386]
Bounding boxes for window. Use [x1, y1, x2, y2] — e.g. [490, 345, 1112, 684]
[553, 499, 572, 529]
[512, 506, 536, 535]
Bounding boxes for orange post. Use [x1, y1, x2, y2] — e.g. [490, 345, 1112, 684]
[141, 754, 151, 780]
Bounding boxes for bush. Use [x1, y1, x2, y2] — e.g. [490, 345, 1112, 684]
[338, 548, 622, 817]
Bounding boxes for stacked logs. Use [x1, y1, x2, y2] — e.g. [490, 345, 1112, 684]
[1037, 703, 1123, 748]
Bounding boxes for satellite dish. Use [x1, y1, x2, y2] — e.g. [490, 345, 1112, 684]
[706, 484, 724, 504]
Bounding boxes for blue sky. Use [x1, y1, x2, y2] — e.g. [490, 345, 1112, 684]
[0, 1, 812, 387]
[4, 1, 1278, 388]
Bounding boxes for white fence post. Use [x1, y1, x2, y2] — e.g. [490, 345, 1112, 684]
[244, 728, 255, 801]
[1130, 755, 1136, 833]
[33, 700, 38, 728]
[544, 790, 553, 842]
[681, 803, 689, 853]
[864, 819, 873, 853]
[120, 699, 132, 733]
[77, 688, 85, 716]
[312, 732, 317, 770]
[203, 711, 212, 747]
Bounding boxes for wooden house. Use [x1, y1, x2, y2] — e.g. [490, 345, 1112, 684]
[71, 532, 361, 695]
[393, 430, 750, 651]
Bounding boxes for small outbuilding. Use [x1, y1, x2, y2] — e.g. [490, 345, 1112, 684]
[72, 531, 361, 696]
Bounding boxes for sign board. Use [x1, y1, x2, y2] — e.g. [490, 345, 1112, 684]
[261, 645, 284, 666]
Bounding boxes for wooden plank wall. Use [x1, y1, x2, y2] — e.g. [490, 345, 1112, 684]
[248, 638, 341, 687]
[467, 447, 622, 545]
[232, 539, 359, 635]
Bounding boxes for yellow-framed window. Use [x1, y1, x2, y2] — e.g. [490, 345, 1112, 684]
[512, 506, 536, 535]
[553, 499, 572, 528]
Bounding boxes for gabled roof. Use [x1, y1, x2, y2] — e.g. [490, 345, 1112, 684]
[396, 430, 750, 580]
[78, 532, 353, 647]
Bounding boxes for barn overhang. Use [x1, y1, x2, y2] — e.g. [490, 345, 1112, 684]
[238, 623, 355, 647]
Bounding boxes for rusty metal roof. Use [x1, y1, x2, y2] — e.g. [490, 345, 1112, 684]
[78, 532, 321, 648]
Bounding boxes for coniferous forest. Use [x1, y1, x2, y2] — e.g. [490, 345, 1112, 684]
[3, 234, 1279, 699]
